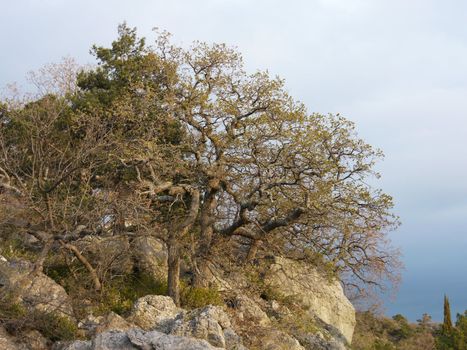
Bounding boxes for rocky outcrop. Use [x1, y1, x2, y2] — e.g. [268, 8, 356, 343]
[253, 328, 305, 350]
[264, 256, 356, 344]
[0, 326, 27, 350]
[127, 295, 245, 349]
[0, 326, 49, 350]
[0, 257, 74, 320]
[78, 312, 133, 336]
[232, 295, 270, 326]
[58, 328, 223, 350]
[127, 294, 182, 330]
[0, 251, 355, 350]
[169, 305, 245, 349]
[130, 236, 167, 279]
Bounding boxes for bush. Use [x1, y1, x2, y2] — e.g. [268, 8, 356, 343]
[29, 311, 78, 341]
[0, 292, 78, 341]
[181, 286, 223, 309]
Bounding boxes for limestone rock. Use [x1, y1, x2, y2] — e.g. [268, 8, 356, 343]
[264, 257, 355, 344]
[131, 236, 167, 280]
[127, 295, 182, 330]
[169, 306, 229, 348]
[21, 329, 49, 350]
[169, 305, 245, 349]
[78, 312, 133, 336]
[59, 329, 223, 350]
[254, 328, 305, 350]
[298, 333, 347, 350]
[0, 326, 27, 350]
[232, 295, 270, 326]
[0, 258, 74, 320]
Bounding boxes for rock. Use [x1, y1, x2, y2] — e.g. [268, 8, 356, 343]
[264, 257, 355, 344]
[169, 306, 229, 348]
[21, 329, 49, 350]
[52, 340, 91, 350]
[0, 257, 74, 320]
[78, 312, 132, 336]
[0, 326, 27, 350]
[232, 295, 270, 326]
[60, 329, 223, 350]
[96, 312, 133, 334]
[223, 328, 248, 350]
[298, 333, 347, 350]
[130, 236, 167, 280]
[169, 305, 245, 349]
[254, 328, 305, 350]
[127, 295, 182, 330]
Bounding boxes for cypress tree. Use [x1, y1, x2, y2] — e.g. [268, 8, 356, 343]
[443, 294, 453, 333]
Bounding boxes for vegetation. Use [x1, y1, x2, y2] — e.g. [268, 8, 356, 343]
[0, 23, 402, 344]
[352, 296, 467, 350]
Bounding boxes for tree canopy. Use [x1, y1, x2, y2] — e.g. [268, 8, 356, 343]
[0, 24, 400, 306]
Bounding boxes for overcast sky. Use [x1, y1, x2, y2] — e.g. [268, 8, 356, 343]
[2, 0, 467, 321]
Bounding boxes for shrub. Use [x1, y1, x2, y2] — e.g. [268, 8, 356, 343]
[0, 292, 78, 341]
[96, 272, 168, 316]
[29, 311, 78, 341]
[181, 286, 223, 309]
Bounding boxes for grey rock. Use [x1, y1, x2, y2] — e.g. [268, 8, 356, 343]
[264, 257, 355, 344]
[79, 312, 133, 336]
[127, 295, 182, 330]
[232, 295, 269, 326]
[61, 329, 222, 350]
[21, 329, 49, 350]
[259, 329, 305, 350]
[169, 306, 227, 348]
[0, 257, 74, 320]
[131, 236, 167, 280]
[0, 326, 28, 350]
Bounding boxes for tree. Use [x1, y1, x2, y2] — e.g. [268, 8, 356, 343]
[436, 295, 465, 350]
[0, 75, 110, 291]
[444, 295, 453, 333]
[72, 24, 400, 304]
[2, 24, 401, 306]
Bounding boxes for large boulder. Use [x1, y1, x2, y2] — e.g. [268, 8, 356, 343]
[130, 236, 167, 280]
[249, 327, 305, 350]
[58, 328, 223, 350]
[127, 295, 182, 331]
[169, 305, 232, 348]
[0, 257, 74, 320]
[264, 257, 356, 344]
[78, 312, 133, 337]
[0, 326, 27, 350]
[127, 296, 245, 349]
[232, 295, 270, 326]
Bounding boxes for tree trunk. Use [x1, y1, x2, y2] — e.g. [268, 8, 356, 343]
[246, 239, 260, 263]
[166, 187, 200, 306]
[193, 188, 217, 287]
[167, 239, 181, 306]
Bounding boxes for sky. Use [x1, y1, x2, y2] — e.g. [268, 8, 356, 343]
[1, 0, 467, 321]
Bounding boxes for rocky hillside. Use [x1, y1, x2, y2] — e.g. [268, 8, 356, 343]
[0, 253, 355, 350]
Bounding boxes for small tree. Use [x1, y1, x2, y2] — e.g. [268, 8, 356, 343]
[443, 295, 453, 333]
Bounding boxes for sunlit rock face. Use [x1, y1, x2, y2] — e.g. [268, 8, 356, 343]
[264, 256, 356, 344]
[0, 257, 74, 320]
